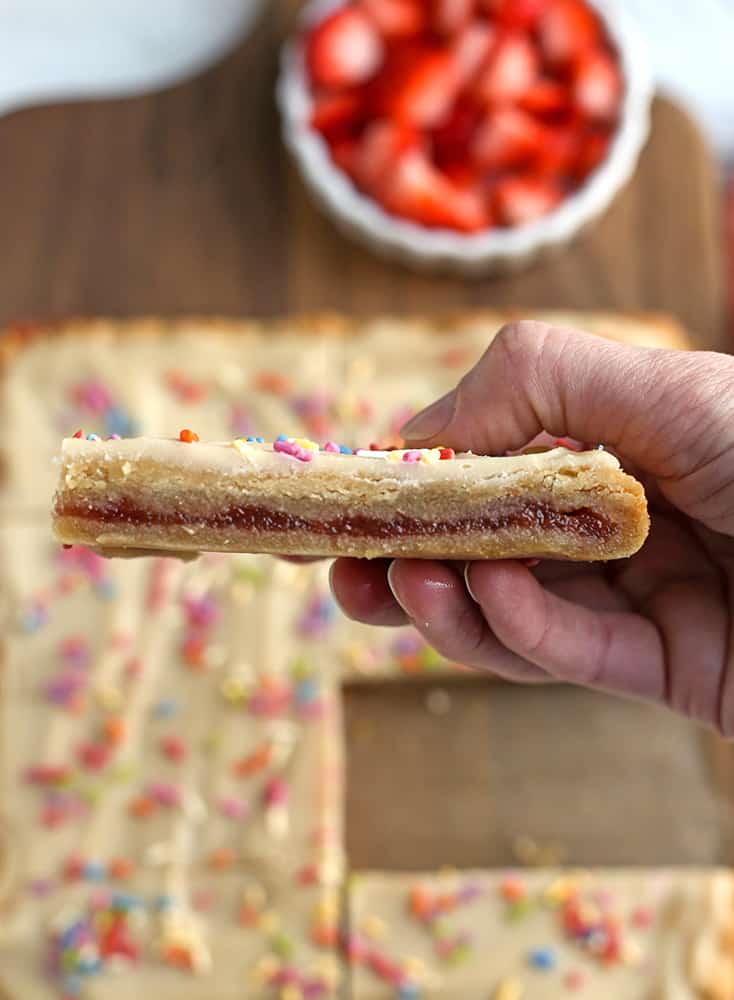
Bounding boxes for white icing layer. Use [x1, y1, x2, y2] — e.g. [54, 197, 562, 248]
[60, 437, 619, 484]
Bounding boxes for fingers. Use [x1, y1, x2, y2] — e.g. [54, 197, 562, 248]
[465, 561, 665, 701]
[400, 322, 734, 523]
[386, 560, 551, 684]
[329, 558, 407, 627]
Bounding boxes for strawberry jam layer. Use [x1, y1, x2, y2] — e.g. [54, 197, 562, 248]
[56, 498, 614, 540]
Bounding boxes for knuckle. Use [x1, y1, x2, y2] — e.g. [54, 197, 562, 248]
[491, 321, 554, 372]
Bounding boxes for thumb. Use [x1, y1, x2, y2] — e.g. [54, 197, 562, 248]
[400, 321, 734, 530]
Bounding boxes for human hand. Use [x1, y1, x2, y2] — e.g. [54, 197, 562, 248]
[330, 321, 734, 736]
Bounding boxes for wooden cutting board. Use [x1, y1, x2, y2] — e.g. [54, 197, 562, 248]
[0, 7, 726, 350]
[0, 6, 731, 874]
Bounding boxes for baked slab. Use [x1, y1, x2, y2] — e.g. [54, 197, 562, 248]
[0, 525, 345, 999]
[53, 438, 649, 561]
[348, 868, 734, 999]
[1, 311, 720, 1000]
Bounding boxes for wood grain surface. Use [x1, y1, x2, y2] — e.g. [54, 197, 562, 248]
[0, 6, 726, 349]
[0, 4, 731, 876]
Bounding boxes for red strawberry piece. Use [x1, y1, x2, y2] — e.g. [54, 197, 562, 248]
[452, 21, 495, 86]
[539, 0, 600, 67]
[432, 97, 483, 167]
[310, 89, 365, 138]
[471, 106, 544, 170]
[360, 0, 427, 38]
[353, 119, 423, 193]
[475, 32, 539, 104]
[573, 49, 622, 121]
[381, 150, 488, 231]
[441, 161, 482, 187]
[519, 79, 571, 117]
[329, 137, 360, 175]
[479, 0, 550, 30]
[432, 0, 475, 36]
[306, 7, 384, 89]
[388, 47, 461, 127]
[494, 175, 562, 225]
[573, 127, 611, 180]
[532, 124, 580, 176]
[441, 163, 498, 227]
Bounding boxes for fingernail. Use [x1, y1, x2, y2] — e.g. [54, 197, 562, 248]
[464, 563, 480, 604]
[401, 390, 456, 441]
[387, 560, 410, 616]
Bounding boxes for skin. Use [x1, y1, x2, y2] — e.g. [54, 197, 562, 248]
[328, 321, 734, 737]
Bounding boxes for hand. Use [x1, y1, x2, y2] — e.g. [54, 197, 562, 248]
[330, 321, 734, 736]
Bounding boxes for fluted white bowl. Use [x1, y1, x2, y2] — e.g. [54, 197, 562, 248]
[278, 0, 654, 274]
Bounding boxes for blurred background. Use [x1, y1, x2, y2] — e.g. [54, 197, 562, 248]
[0, 0, 730, 346]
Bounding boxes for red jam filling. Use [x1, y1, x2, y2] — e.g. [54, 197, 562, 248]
[56, 498, 613, 540]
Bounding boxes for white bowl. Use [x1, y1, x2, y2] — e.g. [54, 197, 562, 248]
[277, 0, 654, 275]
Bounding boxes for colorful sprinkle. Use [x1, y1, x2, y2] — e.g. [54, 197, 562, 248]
[160, 735, 188, 762]
[255, 371, 292, 395]
[528, 946, 557, 970]
[234, 742, 273, 777]
[274, 438, 317, 462]
[630, 906, 654, 929]
[298, 594, 336, 638]
[564, 969, 586, 990]
[179, 428, 199, 443]
[219, 797, 250, 820]
[152, 698, 178, 720]
[147, 782, 181, 808]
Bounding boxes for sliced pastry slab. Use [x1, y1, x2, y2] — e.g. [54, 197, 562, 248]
[53, 436, 649, 561]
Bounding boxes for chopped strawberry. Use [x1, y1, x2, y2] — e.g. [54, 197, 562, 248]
[329, 137, 360, 176]
[444, 163, 497, 225]
[306, 7, 384, 89]
[475, 32, 540, 104]
[480, 0, 550, 30]
[494, 175, 562, 225]
[381, 150, 488, 231]
[471, 106, 544, 170]
[432, 0, 475, 36]
[519, 79, 571, 117]
[573, 127, 611, 180]
[532, 124, 579, 176]
[573, 49, 622, 121]
[441, 161, 483, 188]
[353, 119, 423, 193]
[388, 48, 461, 127]
[432, 97, 483, 166]
[452, 21, 495, 85]
[538, 0, 600, 67]
[360, 0, 427, 38]
[310, 89, 366, 139]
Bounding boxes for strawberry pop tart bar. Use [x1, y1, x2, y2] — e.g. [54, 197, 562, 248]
[53, 432, 649, 561]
